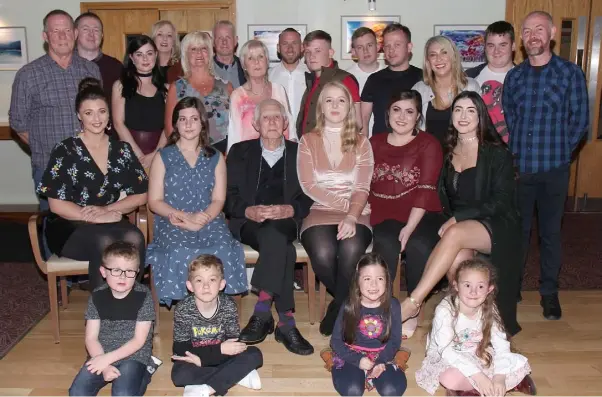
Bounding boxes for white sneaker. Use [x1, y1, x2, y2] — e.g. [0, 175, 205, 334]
[183, 384, 212, 397]
[237, 369, 262, 390]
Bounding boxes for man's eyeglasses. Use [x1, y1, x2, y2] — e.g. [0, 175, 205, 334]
[102, 266, 139, 278]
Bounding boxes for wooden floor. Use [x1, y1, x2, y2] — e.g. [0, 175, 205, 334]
[0, 290, 601, 396]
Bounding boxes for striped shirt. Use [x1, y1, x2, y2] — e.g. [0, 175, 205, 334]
[503, 54, 588, 174]
[9, 53, 101, 169]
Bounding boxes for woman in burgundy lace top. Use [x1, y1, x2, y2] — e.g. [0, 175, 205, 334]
[369, 90, 443, 338]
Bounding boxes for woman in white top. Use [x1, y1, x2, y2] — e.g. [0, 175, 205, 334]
[227, 39, 296, 152]
[412, 35, 480, 146]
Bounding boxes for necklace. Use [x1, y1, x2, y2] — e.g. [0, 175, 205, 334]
[458, 136, 478, 142]
[246, 82, 267, 96]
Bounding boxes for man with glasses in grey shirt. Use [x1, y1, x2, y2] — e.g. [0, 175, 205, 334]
[9, 9, 101, 210]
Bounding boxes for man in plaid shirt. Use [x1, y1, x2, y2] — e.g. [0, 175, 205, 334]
[503, 11, 588, 321]
[9, 9, 101, 211]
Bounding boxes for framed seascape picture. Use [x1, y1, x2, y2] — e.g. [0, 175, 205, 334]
[247, 24, 307, 63]
[341, 15, 400, 60]
[434, 25, 487, 69]
[0, 27, 28, 70]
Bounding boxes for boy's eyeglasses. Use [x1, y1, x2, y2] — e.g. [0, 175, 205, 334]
[102, 266, 139, 278]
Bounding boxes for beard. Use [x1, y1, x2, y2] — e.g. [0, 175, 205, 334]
[280, 52, 299, 64]
[525, 40, 545, 56]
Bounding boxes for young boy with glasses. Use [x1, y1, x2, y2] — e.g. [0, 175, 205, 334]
[69, 241, 159, 396]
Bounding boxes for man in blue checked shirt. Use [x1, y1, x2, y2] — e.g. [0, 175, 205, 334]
[503, 10, 588, 321]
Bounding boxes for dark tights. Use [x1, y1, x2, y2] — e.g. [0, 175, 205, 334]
[301, 224, 372, 307]
[60, 220, 145, 290]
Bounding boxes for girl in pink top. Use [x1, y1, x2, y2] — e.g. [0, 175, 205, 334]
[298, 81, 374, 337]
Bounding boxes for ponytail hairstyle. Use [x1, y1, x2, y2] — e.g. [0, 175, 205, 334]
[447, 257, 506, 368]
[76, 77, 108, 112]
[343, 253, 393, 345]
[120, 35, 166, 100]
[167, 96, 215, 157]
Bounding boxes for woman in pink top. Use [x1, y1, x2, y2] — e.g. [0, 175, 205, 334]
[298, 81, 374, 337]
[226, 39, 296, 152]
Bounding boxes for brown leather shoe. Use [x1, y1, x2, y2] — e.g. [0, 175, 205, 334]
[394, 347, 411, 371]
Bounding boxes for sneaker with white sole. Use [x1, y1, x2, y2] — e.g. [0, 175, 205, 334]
[237, 369, 261, 390]
[183, 384, 212, 397]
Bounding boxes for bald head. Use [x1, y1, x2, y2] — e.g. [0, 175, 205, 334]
[521, 10, 556, 58]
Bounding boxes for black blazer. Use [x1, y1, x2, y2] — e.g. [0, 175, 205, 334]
[438, 143, 519, 224]
[225, 139, 313, 239]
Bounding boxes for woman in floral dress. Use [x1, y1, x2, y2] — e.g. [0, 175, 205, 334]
[38, 78, 148, 291]
[147, 96, 247, 306]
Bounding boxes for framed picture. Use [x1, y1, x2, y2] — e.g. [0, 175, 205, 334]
[247, 24, 307, 63]
[341, 15, 401, 60]
[0, 27, 28, 70]
[433, 25, 487, 69]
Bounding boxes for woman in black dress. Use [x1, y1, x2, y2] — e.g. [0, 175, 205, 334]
[113, 35, 167, 169]
[399, 91, 522, 335]
[38, 78, 148, 291]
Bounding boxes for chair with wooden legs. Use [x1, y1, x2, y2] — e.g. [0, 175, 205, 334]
[28, 209, 151, 343]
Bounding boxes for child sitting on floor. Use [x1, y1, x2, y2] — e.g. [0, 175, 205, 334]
[415, 258, 536, 396]
[69, 241, 157, 396]
[171, 254, 263, 396]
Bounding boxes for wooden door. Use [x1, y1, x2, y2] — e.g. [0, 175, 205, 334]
[83, 8, 159, 60]
[505, 0, 600, 211]
[160, 8, 231, 35]
[572, 0, 602, 210]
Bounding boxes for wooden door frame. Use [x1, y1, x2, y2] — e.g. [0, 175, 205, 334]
[81, 1, 235, 17]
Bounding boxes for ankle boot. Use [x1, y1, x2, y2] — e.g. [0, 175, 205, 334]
[511, 375, 537, 395]
[394, 347, 411, 371]
[320, 348, 334, 371]
[445, 389, 480, 396]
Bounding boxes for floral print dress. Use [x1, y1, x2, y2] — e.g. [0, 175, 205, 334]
[37, 136, 148, 254]
[145, 145, 247, 306]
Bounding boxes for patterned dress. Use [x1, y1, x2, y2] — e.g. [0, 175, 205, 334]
[415, 297, 531, 395]
[146, 145, 247, 305]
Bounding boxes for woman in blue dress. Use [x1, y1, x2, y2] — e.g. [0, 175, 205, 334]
[146, 96, 247, 305]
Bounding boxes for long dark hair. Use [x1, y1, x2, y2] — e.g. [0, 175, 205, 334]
[76, 77, 108, 112]
[343, 253, 392, 345]
[444, 91, 506, 158]
[447, 258, 507, 368]
[167, 96, 215, 157]
[385, 89, 423, 135]
[120, 35, 166, 100]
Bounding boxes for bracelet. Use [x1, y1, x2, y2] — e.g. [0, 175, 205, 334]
[408, 296, 421, 309]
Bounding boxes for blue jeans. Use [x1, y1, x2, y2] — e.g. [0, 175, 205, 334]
[69, 359, 151, 396]
[32, 165, 49, 211]
[517, 165, 570, 296]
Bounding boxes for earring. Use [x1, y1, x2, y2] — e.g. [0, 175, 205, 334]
[107, 122, 113, 131]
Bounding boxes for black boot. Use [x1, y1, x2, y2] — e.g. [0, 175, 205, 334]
[540, 293, 562, 320]
[238, 315, 274, 344]
[319, 301, 340, 336]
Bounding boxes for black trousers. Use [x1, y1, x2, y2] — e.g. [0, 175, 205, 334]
[240, 219, 298, 312]
[371, 213, 444, 294]
[517, 165, 569, 296]
[60, 220, 145, 291]
[301, 224, 372, 307]
[171, 347, 263, 396]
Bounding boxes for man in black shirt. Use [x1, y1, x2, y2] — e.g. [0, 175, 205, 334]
[361, 23, 423, 135]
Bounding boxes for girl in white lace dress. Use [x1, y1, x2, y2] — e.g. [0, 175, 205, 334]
[415, 258, 535, 396]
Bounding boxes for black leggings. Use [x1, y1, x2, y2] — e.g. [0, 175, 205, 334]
[301, 224, 372, 306]
[60, 220, 145, 291]
[372, 213, 445, 294]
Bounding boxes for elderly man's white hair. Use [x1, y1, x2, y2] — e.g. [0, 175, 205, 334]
[253, 99, 288, 124]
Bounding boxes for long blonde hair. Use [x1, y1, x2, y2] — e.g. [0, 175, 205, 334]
[180, 31, 215, 78]
[151, 20, 180, 66]
[314, 81, 360, 153]
[422, 35, 468, 109]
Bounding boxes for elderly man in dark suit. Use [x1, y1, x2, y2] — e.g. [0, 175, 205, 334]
[225, 99, 314, 356]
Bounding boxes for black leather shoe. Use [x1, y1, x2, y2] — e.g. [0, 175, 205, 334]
[238, 315, 274, 344]
[540, 293, 562, 320]
[319, 301, 339, 337]
[275, 327, 314, 355]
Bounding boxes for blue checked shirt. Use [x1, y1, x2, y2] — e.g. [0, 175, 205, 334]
[503, 54, 588, 174]
[9, 54, 101, 170]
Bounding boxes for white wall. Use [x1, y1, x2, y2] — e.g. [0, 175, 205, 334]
[0, 0, 505, 204]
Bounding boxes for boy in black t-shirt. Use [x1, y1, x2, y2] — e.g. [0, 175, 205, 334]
[69, 241, 156, 396]
[171, 254, 263, 396]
